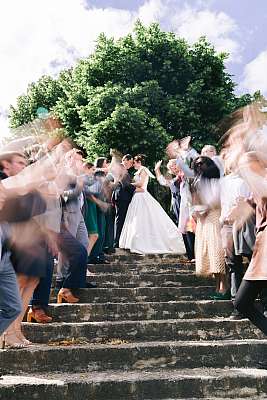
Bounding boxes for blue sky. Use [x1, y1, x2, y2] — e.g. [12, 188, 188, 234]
[0, 0, 267, 137]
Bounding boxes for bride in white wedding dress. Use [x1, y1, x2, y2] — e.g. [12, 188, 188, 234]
[119, 155, 185, 254]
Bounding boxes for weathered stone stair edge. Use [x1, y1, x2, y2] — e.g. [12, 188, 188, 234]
[1, 340, 267, 374]
[50, 286, 215, 303]
[44, 300, 233, 322]
[1, 368, 267, 400]
[22, 318, 264, 344]
[85, 273, 213, 287]
[52, 273, 213, 289]
[105, 253, 186, 262]
[87, 263, 195, 273]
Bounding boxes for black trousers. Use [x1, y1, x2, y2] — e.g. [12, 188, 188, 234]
[104, 206, 115, 251]
[234, 280, 267, 335]
[114, 201, 130, 248]
[182, 232, 195, 260]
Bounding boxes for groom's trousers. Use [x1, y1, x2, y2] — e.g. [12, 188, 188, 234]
[114, 201, 130, 248]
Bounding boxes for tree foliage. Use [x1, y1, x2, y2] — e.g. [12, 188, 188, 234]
[9, 22, 253, 165]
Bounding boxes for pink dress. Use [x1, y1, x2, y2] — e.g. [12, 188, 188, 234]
[244, 198, 267, 280]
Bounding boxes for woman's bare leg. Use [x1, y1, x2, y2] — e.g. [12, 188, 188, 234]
[16, 277, 39, 343]
[5, 275, 39, 346]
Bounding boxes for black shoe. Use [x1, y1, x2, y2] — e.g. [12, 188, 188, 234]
[98, 259, 110, 264]
[54, 280, 63, 295]
[86, 281, 97, 288]
[87, 257, 99, 264]
[88, 255, 110, 264]
[257, 360, 267, 369]
[104, 248, 116, 254]
[228, 310, 245, 320]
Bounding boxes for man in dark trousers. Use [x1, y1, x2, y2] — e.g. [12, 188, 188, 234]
[112, 154, 143, 248]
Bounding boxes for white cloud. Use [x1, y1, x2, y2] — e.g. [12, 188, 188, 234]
[170, 7, 241, 62]
[0, 0, 242, 138]
[241, 50, 267, 95]
[138, 0, 167, 25]
[0, 0, 135, 108]
[0, 0, 137, 137]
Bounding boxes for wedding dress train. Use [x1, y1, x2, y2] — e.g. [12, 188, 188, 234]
[119, 167, 185, 254]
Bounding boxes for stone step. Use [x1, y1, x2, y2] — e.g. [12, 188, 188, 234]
[50, 286, 215, 303]
[52, 272, 211, 289]
[1, 368, 267, 400]
[88, 263, 195, 274]
[22, 319, 264, 344]
[88, 273, 213, 288]
[46, 300, 233, 322]
[1, 340, 267, 374]
[106, 253, 185, 264]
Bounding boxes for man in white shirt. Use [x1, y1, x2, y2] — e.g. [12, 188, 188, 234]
[220, 173, 255, 317]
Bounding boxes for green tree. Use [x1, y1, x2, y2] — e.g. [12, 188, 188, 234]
[9, 22, 252, 165]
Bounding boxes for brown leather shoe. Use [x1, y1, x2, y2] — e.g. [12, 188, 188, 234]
[27, 307, 52, 323]
[57, 288, 79, 304]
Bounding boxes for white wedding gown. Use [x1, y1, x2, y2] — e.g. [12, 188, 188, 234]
[119, 167, 185, 254]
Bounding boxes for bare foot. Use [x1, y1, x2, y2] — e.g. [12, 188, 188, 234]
[4, 333, 29, 349]
[15, 330, 32, 345]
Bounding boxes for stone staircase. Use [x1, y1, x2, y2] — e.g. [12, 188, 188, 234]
[1, 252, 267, 399]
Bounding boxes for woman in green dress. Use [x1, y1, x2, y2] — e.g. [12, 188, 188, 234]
[83, 163, 99, 255]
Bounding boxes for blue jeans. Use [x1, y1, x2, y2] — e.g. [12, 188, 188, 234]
[0, 254, 22, 335]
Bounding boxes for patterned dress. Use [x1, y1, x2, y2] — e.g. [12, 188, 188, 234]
[193, 179, 225, 276]
[195, 208, 225, 276]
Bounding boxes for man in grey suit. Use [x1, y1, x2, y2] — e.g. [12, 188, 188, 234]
[56, 150, 89, 288]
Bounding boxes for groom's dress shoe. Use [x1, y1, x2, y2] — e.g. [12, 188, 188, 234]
[257, 360, 267, 369]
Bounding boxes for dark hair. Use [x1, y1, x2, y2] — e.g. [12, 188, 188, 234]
[75, 149, 86, 158]
[122, 154, 133, 161]
[193, 156, 220, 179]
[134, 154, 146, 164]
[84, 162, 94, 169]
[95, 157, 107, 168]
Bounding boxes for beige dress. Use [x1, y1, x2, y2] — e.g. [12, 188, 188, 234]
[195, 208, 225, 276]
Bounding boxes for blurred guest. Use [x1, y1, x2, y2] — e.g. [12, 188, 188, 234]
[155, 159, 195, 260]
[190, 156, 227, 298]
[0, 151, 48, 346]
[83, 162, 99, 255]
[220, 167, 255, 316]
[88, 157, 111, 264]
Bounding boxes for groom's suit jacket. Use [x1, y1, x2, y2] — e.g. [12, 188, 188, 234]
[112, 167, 135, 206]
[112, 166, 136, 247]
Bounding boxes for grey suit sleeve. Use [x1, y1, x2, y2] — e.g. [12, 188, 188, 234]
[176, 158, 195, 178]
[63, 183, 82, 201]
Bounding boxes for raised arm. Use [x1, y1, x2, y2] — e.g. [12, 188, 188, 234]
[176, 158, 195, 178]
[154, 160, 171, 187]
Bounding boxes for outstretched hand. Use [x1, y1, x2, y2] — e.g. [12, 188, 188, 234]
[154, 160, 162, 171]
[180, 136, 191, 150]
[166, 140, 180, 159]
[225, 197, 253, 228]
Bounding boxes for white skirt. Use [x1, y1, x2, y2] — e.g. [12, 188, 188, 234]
[119, 191, 185, 254]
